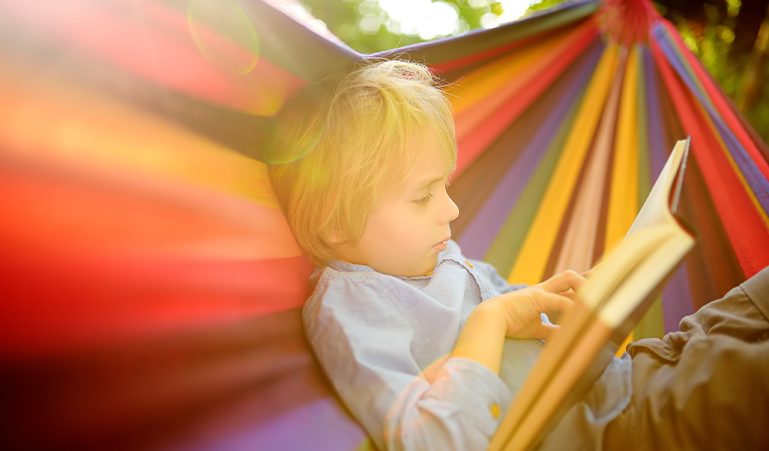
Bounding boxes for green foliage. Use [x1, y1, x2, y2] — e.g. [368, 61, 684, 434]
[299, 0, 417, 53]
[670, 2, 769, 145]
[298, 0, 501, 54]
[527, 0, 571, 13]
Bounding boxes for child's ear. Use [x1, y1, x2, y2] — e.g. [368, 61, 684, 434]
[328, 231, 346, 244]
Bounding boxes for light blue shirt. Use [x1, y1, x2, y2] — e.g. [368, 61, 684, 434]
[303, 240, 632, 451]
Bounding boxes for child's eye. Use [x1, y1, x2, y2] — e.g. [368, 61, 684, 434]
[414, 193, 433, 206]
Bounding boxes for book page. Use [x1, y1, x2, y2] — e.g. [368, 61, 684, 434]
[625, 138, 689, 238]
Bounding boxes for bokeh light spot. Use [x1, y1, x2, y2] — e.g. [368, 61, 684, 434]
[188, 0, 259, 75]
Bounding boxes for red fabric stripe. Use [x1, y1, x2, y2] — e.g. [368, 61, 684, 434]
[660, 20, 769, 181]
[0, 159, 298, 260]
[430, 27, 564, 74]
[651, 39, 769, 277]
[681, 157, 746, 305]
[0, 251, 312, 358]
[0, 155, 313, 357]
[656, 80, 746, 303]
[0, 0, 305, 113]
[454, 22, 600, 176]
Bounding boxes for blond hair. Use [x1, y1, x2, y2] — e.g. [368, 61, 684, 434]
[266, 59, 457, 268]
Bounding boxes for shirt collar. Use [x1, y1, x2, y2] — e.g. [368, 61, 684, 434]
[327, 259, 373, 273]
[324, 258, 436, 281]
[316, 240, 457, 282]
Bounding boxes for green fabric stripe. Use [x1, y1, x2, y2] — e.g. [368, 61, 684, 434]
[634, 295, 666, 340]
[637, 47, 652, 209]
[633, 46, 665, 340]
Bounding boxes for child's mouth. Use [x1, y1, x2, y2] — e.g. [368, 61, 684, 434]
[432, 238, 450, 251]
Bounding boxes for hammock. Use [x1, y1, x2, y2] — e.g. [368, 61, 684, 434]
[1, 0, 767, 449]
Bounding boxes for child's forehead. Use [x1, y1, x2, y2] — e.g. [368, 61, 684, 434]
[382, 128, 455, 199]
[402, 149, 451, 193]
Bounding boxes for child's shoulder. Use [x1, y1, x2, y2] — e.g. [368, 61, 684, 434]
[306, 265, 397, 308]
[302, 265, 409, 334]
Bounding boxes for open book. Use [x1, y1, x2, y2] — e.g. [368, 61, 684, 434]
[489, 138, 695, 451]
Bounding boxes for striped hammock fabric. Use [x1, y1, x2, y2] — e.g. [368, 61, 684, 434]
[1, 0, 767, 449]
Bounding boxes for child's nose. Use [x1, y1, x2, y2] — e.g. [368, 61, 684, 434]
[440, 194, 459, 224]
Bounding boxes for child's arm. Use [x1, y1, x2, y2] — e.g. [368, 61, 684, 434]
[305, 271, 583, 451]
[305, 277, 514, 451]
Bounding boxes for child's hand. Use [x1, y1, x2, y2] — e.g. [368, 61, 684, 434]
[479, 270, 586, 341]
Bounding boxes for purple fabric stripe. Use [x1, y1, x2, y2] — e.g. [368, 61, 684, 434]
[643, 46, 667, 180]
[661, 263, 695, 333]
[174, 398, 367, 451]
[652, 24, 769, 218]
[643, 45, 695, 333]
[457, 42, 603, 257]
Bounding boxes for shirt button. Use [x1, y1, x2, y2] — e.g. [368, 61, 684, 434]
[490, 404, 501, 419]
[464, 260, 474, 269]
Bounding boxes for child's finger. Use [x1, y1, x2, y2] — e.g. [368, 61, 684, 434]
[560, 290, 577, 301]
[534, 291, 574, 313]
[540, 270, 587, 294]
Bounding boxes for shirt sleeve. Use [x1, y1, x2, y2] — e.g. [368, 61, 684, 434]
[465, 258, 528, 294]
[303, 277, 512, 451]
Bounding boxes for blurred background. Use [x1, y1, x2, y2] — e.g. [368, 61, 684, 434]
[2, 1, 767, 450]
[295, 0, 769, 144]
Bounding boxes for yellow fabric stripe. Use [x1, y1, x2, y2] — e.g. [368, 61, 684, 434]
[450, 24, 584, 116]
[605, 46, 640, 351]
[615, 333, 634, 358]
[508, 43, 619, 285]
[553, 52, 627, 275]
[605, 45, 640, 253]
[0, 60, 279, 209]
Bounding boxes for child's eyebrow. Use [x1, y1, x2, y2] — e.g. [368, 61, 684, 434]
[413, 175, 445, 192]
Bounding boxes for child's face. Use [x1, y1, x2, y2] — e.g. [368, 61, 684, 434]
[332, 141, 459, 277]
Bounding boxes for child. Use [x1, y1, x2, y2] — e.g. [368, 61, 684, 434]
[267, 59, 769, 451]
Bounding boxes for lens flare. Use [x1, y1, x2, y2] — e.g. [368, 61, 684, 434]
[187, 0, 259, 75]
[263, 122, 326, 165]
